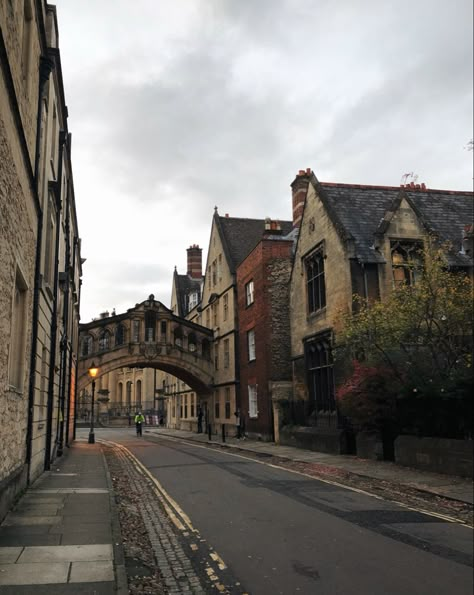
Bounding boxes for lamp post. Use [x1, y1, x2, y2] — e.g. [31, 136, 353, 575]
[88, 362, 99, 444]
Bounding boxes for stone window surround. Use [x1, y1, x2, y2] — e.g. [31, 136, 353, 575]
[303, 242, 326, 316]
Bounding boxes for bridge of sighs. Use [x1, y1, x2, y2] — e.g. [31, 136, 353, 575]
[78, 295, 214, 402]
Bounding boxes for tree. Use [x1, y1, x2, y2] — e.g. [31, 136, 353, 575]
[336, 361, 398, 433]
[335, 242, 473, 435]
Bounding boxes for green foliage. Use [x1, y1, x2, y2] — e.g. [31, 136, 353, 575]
[336, 242, 473, 399]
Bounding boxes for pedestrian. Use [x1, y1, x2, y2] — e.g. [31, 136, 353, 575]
[134, 411, 145, 436]
[234, 409, 241, 439]
[197, 407, 203, 433]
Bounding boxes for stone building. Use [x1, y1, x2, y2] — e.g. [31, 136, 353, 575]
[287, 169, 473, 454]
[0, 1, 81, 520]
[165, 245, 204, 431]
[197, 210, 294, 436]
[236, 219, 294, 441]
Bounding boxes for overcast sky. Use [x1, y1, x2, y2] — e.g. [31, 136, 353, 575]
[55, 0, 473, 322]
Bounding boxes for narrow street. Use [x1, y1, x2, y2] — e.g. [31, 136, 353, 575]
[97, 428, 473, 595]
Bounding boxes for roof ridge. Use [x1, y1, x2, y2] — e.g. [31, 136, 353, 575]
[320, 181, 473, 194]
[219, 214, 292, 223]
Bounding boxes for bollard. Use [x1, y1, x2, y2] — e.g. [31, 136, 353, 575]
[222, 423, 226, 443]
[208, 423, 212, 441]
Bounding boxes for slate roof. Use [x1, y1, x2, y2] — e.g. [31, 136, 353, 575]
[217, 215, 293, 273]
[174, 272, 201, 317]
[315, 181, 473, 266]
[404, 190, 473, 267]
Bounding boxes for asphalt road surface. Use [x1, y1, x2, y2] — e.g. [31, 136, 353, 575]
[102, 428, 473, 595]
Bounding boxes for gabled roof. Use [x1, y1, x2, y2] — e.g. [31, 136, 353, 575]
[312, 178, 473, 266]
[403, 189, 473, 267]
[173, 270, 201, 317]
[216, 214, 293, 273]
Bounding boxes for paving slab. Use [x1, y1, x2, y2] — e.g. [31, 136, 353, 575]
[0, 581, 117, 594]
[18, 544, 113, 563]
[13, 506, 62, 516]
[0, 562, 69, 585]
[69, 560, 115, 583]
[0, 534, 61, 547]
[0, 547, 22, 563]
[2, 515, 62, 526]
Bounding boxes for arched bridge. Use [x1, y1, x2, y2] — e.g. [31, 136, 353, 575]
[78, 295, 214, 393]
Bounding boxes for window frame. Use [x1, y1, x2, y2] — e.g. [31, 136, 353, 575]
[245, 280, 255, 306]
[247, 329, 256, 362]
[390, 240, 424, 287]
[248, 384, 258, 418]
[223, 338, 230, 368]
[305, 246, 326, 315]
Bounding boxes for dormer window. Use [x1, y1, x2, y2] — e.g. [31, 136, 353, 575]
[391, 241, 423, 287]
[188, 291, 199, 311]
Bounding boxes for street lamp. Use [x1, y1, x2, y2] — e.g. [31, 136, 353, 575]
[88, 362, 99, 444]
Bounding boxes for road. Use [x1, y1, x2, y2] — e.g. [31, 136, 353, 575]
[98, 428, 473, 595]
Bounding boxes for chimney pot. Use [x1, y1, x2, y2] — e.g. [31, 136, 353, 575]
[186, 244, 203, 279]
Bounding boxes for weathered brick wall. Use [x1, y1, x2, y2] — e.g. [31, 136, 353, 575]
[267, 245, 292, 380]
[237, 239, 293, 439]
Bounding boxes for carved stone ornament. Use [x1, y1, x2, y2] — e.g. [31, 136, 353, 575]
[139, 342, 161, 360]
[308, 217, 316, 233]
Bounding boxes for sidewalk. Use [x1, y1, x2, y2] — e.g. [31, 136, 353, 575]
[145, 427, 474, 505]
[0, 441, 127, 594]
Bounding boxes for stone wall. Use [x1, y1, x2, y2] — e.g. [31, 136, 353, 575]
[394, 436, 473, 478]
[0, 11, 39, 512]
[279, 425, 348, 454]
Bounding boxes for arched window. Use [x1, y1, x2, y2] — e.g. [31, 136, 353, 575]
[174, 327, 183, 347]
[81, 335, 93, 357]
[115, 324, 125, 346]
[145, 311, 156, 342]
[188, 333, 197, 352]
[126, 381, 132, 408]
[98, 330, 110, 352]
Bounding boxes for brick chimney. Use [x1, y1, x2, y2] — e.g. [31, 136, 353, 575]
[291, 168, 312, 228]
[187, 244, 202, 278]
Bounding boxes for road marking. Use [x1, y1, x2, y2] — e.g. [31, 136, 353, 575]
[148, 434, 473, 528]
[100, 439, 231, 589]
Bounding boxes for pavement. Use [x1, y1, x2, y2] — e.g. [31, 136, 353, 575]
[0, 427, 471, 593]
[0, 440, 127, 594]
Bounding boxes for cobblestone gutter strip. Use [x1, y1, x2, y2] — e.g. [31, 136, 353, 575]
[102, 442, 248, 595]
[155, 437, 473, 527]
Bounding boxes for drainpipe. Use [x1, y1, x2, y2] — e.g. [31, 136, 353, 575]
[58, 175, 72, 455]
[72, 238, 81, 442]
[233, 282, 242, 434]
[26, 55, 54, 483]
[44, 130, 66, 467]
[65, 230, 78, 448]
